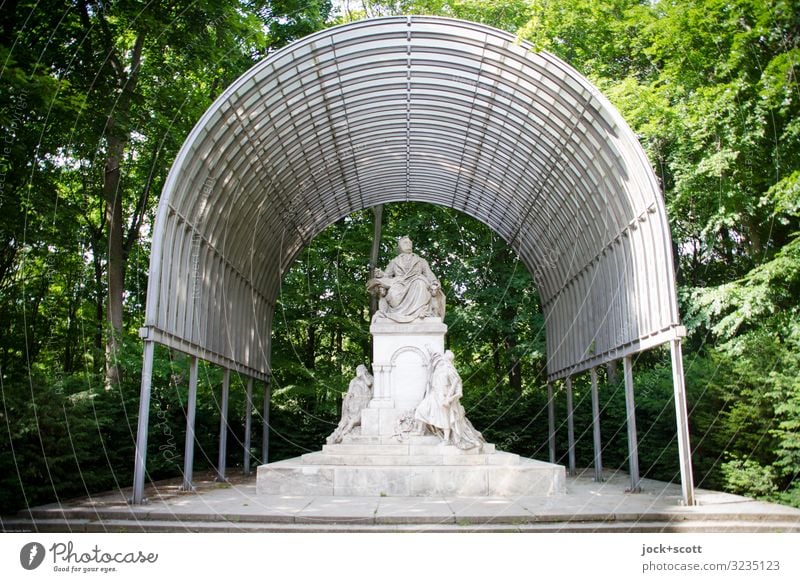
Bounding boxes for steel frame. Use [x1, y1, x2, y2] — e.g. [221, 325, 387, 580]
[131, 16, 695, 505]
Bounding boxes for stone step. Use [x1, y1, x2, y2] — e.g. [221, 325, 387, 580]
[257, 456, 565, 497]
[322, 443, 408, 455]
[322, 443, 496, 456]
[7, 516, 800, 534]
[301, 451, 520, 466]
[340, 434, 441, 445]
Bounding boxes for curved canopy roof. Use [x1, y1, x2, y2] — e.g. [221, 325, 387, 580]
[142, 16, 683, 381]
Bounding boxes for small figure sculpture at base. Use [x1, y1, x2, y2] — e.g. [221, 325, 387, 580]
[415, 346, 484, 450]
[327, 364, 374, 445]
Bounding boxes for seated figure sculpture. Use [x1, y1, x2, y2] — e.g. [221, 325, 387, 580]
[326, 364, 374, 444]
[367, 236, 445, 323]
[415, 346, 484, 450]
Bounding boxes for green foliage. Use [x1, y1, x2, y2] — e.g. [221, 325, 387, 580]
[0, 0, 331, 514]
[338, 0, 533, 31]
[1, 0, 799, 514]
[685, 236, 800, 338]
[269, 203, 542, 457]
[721, 457, 779, 498]
[0, 348, 139, 514]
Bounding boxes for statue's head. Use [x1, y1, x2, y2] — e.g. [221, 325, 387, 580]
[444, 350, 455, 363]
[356, 364, 367, 376]
[398, 236, 413, 254]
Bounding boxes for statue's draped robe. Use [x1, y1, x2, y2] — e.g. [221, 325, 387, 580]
[327, 372, 373, 444]
[344, 375, 372, 417]
[375, 253, 439, 323]
[415, 357, 452, 430]
[415, 354, 484, 450]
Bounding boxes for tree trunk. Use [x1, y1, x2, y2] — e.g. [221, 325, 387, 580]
[92, 236, 104, 354]
[672, 239, 681, 285]
[305, 324, 316, 369]
[505, 335, 523, 395]
[102, 31, 144, 388]
[63, 270, 80, 374]
[336, 325, 343, 371]
[368, 204, 383, 317]
[746, 215, 763, 258]
[0, 236, 17, 292]
[104, 133, 126, 388]
[606, 359, 619, 385]
[492, 341, 502, 384]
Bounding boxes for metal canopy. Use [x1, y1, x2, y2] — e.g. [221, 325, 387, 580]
[142, 16, 683, 381]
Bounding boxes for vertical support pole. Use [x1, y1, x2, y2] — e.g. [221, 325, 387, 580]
[623, 355, 641, 492]
[216, 367, 230, 482]
[243, 377, 253, 476]
[590, 367, 604, 482]
[670, 339, 696, 506]
[262, 376, 271, 464]
[565, 375, 576, 476]
[547, 381, 556, 464]
[181, 356, 199, 492]
[131, 340, 155, 504]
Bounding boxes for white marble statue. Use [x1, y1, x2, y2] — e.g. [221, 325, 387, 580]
[367, 236, 446, 323]
[415, 346, 484, 450]
[327, 364, 374, 444]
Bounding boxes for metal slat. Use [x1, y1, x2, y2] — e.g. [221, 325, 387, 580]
[131, 15, 701, 508]
[145, 14, 682, 413]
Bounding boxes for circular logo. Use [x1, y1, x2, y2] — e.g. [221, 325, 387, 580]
[20, 542, 46, 570]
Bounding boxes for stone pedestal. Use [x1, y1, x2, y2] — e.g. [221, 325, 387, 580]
[257, 434, 566, 496]
[362, 318, 446, 438]
[256, 317, 567, 498]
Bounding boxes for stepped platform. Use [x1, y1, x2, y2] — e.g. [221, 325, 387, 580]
[256, 435, 566, 497]
[4, 469, 800, 533]
[254, 317, 567, 497]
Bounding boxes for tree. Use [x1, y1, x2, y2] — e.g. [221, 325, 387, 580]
[2, 0, 799, 513]
[0, 0, 332, 513]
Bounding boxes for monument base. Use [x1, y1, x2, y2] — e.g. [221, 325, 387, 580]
[366, 318, 446, 416]
[256, 435, 566, 497]
[257, 300, 567, 497]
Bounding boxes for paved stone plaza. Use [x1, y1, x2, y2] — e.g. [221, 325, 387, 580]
[132, 17, 700, 508]
[4, 469, 799, 533]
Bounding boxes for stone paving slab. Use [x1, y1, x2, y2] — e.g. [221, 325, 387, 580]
[4, 468, 800, 532]
[151, 493, 313, 523]
[375, 497, 455, 524]
[295, 497, 381, 524]
[444, 498, 532, 520]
